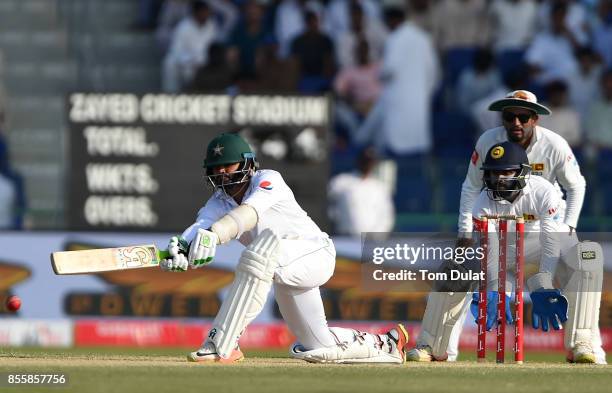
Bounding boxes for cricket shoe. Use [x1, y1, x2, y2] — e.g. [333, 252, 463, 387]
[566, 342, 596, 364]
[387, 323, 410, 363]
[290, 324, 409, 364]
[187, 341, 244, 363]
[406, 344, 448, 362]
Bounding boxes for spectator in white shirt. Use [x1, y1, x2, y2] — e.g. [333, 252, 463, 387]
[456, 48, 503, 113]
[489, 0, 538, 52]
[328, 147, 394, 236]
[539, 79, 583, 148]
[355, 6, 440, 155]
[568, 46, 604, 127]
[323, 0, 382, 39]
[525, 1, 580, 84]
[275, 0, 324, 59]
[593, 0, 612, 67]
[162, 0, 219, 92]
[537, 0, 589, 46]
[585, 69, 612, 150]
[335, 1, 387, 68]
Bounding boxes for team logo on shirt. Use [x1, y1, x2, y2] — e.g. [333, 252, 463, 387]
[491, 146, 504, 159]
[259, 181, 273, 190]
[532, 163, 544, 175]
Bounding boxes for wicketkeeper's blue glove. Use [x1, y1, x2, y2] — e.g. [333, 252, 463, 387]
[530, 289, 568, 332]
[470, 291, 514, 331]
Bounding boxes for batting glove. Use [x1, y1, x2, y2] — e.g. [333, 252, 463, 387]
[160, 236, 190, 272]
[160, 254, 188, 272]
[188, 228, 219, 268]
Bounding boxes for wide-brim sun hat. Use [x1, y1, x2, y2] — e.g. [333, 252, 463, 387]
[488, 90, 551, 115]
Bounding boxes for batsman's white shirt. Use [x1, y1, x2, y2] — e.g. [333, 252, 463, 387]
[183, 169, 339, 349]
[472, 175, 565, 277]
[459, 125, 585, 234]
[182, 169, 328, 246]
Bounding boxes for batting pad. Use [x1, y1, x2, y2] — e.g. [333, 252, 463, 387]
[209, 229, 279, 358]
[561, 241, 603, 349]
[418, 291, 471, 359]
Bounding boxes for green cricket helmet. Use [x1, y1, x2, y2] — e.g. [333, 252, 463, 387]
[203, 133, 258, 194]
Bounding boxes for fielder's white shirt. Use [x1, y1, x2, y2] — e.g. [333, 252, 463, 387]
[472, 175, 563, 275]
[458, 125, 585, 234]
[182, 169, 327, 246]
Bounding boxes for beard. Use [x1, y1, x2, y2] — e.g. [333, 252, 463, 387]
[506, 125, 533, 143]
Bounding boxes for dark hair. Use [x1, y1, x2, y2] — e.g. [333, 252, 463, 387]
[502, 67, 528, 90]
[384, 7, 406, 22]
[545, 79, 568, 95]
[575, 45, 595, 59]
[551, 1, 568, 16]
[350, 2, 364, 16]
[191, 0, 209, 14]
[474, 48, 494, 72]
[304, 10, 318, 25]
[357, 146, 377, 175]
[208, 43, 226, 67]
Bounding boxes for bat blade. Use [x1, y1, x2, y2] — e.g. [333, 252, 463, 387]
[51, 245, 170, 275]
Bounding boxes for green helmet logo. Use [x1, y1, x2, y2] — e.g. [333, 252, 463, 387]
[204, 133, 256, 169]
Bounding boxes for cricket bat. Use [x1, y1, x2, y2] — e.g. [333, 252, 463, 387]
[51, 245, 170, 275]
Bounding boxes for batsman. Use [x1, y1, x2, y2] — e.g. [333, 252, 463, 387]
[159, 132, 409, 364]
[409, 142, 605, 363]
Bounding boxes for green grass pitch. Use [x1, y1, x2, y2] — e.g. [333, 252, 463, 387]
[0, 347, 610, 393]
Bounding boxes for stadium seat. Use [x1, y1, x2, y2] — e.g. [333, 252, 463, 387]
[495, 49, 526, 81]
[436, 156, 468, 214]
[330, 145, 360, 176]
[432, 111, 477, 157]
[393, 154, 432, 213]
[297, 76, 332, 94]
[443, 47, 478, 87]
[596, 149, 612, 215]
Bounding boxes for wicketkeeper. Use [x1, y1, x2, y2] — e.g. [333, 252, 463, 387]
[407, 142, 605, 364]
[159, 132, 409, 364]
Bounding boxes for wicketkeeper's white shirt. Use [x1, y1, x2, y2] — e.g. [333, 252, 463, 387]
[472, 175, 564, 276]
[459, 125, 585, 235]
[182, 169, 328, 246]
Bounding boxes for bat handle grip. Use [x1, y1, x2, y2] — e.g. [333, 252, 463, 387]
[158, 250, 171, 260]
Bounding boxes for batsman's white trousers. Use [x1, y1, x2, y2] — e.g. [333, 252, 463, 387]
[273, 238, 340, 349]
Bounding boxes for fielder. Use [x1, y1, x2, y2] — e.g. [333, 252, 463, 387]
[159, 132, 409, 364]
[407, 141, 605, 364]
[407, 89, 594, 362]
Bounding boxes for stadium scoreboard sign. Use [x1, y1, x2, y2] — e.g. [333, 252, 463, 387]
[67, 93, 331, 232]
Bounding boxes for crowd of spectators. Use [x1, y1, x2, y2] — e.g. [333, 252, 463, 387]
[147, 0, 612, 156]
[135, 0, 612, 232]
[0, 49, 27, 230]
